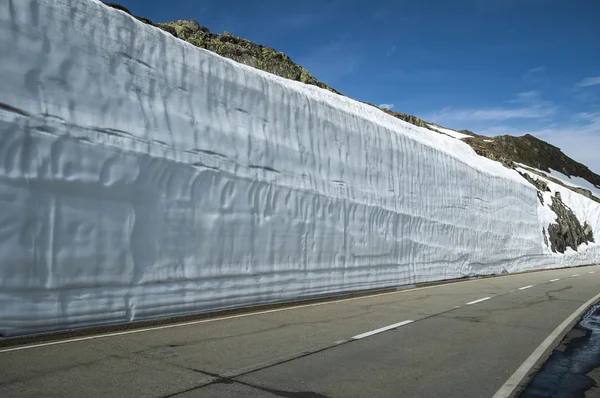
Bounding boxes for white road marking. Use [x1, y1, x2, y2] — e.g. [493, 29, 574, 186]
[466, 297, 492, 305]
[549, 279, 560, 282]
[590, 272, 596, 274]
[572, 274, 580, 277]
[492, 291, 600, 398]
[352, 320, 414, 340]
[518, 285, 534, 290]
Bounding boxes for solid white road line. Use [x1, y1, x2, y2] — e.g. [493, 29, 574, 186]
[572, 274, 580, 277]
[352, 320, 414, 340]
[492, 291, 600, 398]
[549, 279, 560, 282]
[466, 297, 492, 305]
[518, 285, 534, 290]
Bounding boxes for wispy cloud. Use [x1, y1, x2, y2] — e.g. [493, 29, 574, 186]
[387, 45, 396, 57]
[578, 77, 600, 87]
[528, 66, 546, 74]
[511, 90, 541, 101]
[378, 103, 395, 110]
[523, 66, 546, 81]
[431, 91, 556, 123]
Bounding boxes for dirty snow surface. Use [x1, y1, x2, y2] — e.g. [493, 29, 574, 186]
[1, 0, 599, 336]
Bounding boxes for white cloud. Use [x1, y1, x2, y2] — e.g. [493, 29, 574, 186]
[523, 66, 546, 81]
[528, 66, 546, 74]
[378, 103, 395, 110]
[578, 77, 600, 87]
[387, 45, 396, 57]
[512, 90, 541, 101]
[434, 105, 553, 122]
[430, 92, 555, 123]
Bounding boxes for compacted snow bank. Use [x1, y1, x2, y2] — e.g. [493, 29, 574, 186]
[0, 0, 599, 336]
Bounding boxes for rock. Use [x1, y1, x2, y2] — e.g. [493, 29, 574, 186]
[547, 193, 594, 253]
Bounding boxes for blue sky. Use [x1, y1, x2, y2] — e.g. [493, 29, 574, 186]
[115, 0, 600, 173]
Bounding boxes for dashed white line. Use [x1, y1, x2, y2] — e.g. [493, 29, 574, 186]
[466, 297, 492, 305]
[518, 285, 534, 290]
[549, 278, 560, 282]
[352, 320, 414, 340]
[572, 274, 580, 277]
[590, 272, 596, 274]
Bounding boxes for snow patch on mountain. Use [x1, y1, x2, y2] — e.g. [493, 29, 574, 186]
[426, 124, 472, 139]
[517, 163, 600, 200]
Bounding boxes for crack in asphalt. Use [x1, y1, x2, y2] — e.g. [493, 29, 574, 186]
[157, 353, 334, 398]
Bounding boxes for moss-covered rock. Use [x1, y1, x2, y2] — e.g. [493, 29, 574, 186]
[154, 19, 342, 95]
[518, 171, 550, 193]
[102, 3, 339, 95]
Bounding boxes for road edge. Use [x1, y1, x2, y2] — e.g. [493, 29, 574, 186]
[492, 290, 600, 398]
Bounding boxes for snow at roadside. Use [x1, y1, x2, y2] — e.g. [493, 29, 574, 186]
[0, 0, 599, 336]
[427, 124, 473, 139]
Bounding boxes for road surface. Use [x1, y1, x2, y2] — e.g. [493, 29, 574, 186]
[1, 264, 600, 398]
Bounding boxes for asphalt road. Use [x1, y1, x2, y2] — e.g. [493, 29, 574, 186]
[1, 264, 600, 398]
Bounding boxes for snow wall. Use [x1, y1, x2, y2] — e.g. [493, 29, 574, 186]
[1, 0, 599, 336]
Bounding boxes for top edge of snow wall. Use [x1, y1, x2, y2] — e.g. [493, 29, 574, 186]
[0, 0, 598, 336]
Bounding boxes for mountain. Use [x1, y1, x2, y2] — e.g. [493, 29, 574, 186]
[0, 0, 598, 336]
